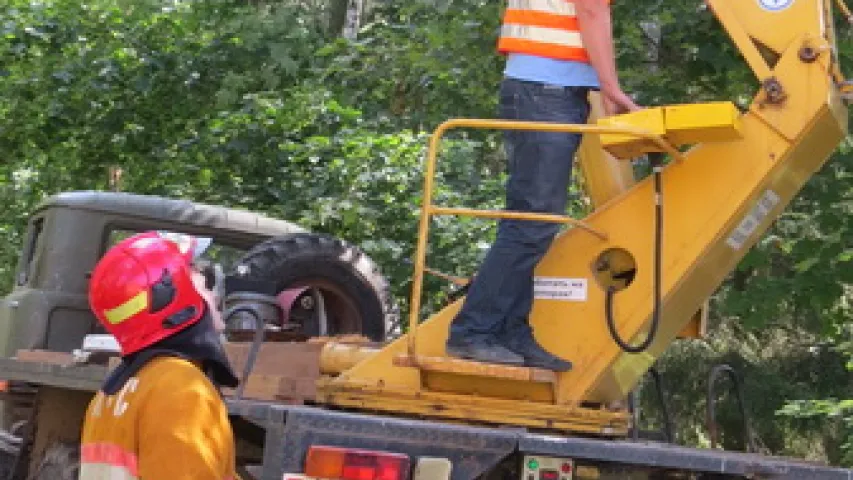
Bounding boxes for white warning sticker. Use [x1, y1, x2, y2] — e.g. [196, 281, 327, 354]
[726, 189, 781, 250]
[533, 277, 588, 302]
[758, 0, 794, 12]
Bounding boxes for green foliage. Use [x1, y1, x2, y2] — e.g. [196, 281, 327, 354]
[1, 0, 853, 467]
[0, 0, 510, 313]
[315, 1, 504, 128]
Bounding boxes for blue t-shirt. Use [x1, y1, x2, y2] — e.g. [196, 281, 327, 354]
[504, 53, 600, 88]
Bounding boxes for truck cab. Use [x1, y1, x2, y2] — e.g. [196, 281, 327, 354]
[0, 190, 305, 361]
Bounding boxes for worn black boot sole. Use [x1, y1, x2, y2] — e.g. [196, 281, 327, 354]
[521, 356, 573, 372]
[445, 343, 525, 366]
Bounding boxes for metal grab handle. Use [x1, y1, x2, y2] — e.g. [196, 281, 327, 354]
[629, 366, 675, 443]
[706, 364, 755, 452]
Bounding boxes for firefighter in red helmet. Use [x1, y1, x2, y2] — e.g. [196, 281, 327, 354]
[79, 231, 240, 480]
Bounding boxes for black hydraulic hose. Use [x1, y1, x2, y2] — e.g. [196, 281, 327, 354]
[606, 154, 664, 353]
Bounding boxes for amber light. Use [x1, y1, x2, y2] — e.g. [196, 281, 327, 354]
[304, 445, 410, 480]
[305, 446, 346, 477]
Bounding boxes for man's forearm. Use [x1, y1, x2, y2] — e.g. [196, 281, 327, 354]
[575, 0, 620, 94]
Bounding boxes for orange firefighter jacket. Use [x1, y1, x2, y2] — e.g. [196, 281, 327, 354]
[79, 356, 239, 480]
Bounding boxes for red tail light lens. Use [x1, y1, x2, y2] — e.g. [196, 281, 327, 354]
[341, 453, 375, 480]
[305, 445, 410, 480]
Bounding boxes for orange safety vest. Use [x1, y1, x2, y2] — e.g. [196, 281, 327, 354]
[498, 0, 609, 63]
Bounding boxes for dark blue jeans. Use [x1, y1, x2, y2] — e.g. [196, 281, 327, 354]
[449, 77, 591, 345]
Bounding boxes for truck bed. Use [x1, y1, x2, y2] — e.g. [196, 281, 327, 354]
[0, 357, 850, 480]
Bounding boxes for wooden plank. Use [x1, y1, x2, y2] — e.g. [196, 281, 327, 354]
[226, 330, 309, 343]
[393, 355, 557, 384]
[307, 334, 373, 345]
[222, 374, 318, 403]
[224, 374, 284, 401]
[224, 342, 323, 377]
[222, 341, 325, 403]
[4, 341, 339, 403]
[15, 350, 75, 366]
[276, 377, 317, 403]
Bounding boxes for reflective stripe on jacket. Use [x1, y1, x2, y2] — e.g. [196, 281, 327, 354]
[498, 0, 609, 63]
[79, 356, 238, 480]
[80, 443, 139, 479]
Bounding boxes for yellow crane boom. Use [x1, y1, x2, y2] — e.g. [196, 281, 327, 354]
[315, 0, 850, 436]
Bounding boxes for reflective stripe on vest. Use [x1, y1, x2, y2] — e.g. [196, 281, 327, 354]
[81, 443, 139, 480]
[498, 0, 589, 62]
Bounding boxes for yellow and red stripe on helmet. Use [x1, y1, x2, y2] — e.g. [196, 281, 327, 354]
[103, 291, 149, 325]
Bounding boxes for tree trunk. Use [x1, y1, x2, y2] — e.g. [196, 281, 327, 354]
[328, 0, 348, 37]
[329, 0, 363, 39]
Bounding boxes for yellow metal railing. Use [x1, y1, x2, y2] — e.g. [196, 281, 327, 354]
[406, 118, 682, 357]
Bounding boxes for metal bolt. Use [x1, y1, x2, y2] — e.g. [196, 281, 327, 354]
[799, 46, 818, 63]
[761, 77, 787, 105]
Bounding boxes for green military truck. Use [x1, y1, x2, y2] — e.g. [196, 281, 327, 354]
[0, 190, 396, 361]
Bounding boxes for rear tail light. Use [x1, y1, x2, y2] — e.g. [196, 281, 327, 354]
[305, 445, 410, 480]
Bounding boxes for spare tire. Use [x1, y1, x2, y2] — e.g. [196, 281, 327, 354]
[232, 232, 396, 341]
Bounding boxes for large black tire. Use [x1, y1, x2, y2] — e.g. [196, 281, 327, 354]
[234, 233, 396, 342]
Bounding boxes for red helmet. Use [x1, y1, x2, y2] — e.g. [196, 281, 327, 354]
[88, 231, 212, 356]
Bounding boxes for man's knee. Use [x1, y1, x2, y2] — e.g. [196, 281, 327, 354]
[497, 220, 559, 252]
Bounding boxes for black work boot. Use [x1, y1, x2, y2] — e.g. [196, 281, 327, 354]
[446, 336, 525, 366]
[503, 332, 573, 372]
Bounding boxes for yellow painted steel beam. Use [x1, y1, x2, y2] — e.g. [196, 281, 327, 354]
[392, 354, 557, 384]
[317, 378, 631, 436]
[579, 93, 717, 338]
[708, 0, 825, 60]
[598, 102, 743, 160]
[677, 300, 709, 340]
[576, 91, 637, 208]
[705, 0, 774, 82]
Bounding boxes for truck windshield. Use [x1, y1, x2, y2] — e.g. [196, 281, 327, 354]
[106, 229, 248, 272]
